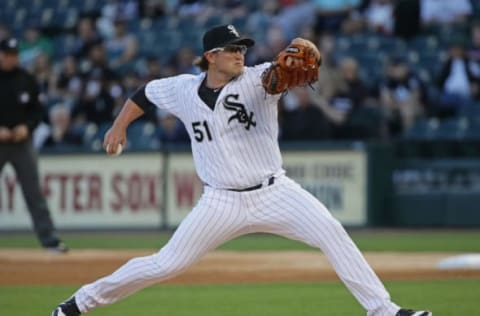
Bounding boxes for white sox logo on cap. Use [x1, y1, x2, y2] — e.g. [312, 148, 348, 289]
[227, 25, 239, 38]
[202, 24, 254, 52]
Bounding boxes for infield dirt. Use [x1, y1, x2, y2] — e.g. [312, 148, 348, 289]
[1, 250, 479, 285]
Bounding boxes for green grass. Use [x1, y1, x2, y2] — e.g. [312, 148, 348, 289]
[1, 230, 480, 252]
[1, 279, 479, 315]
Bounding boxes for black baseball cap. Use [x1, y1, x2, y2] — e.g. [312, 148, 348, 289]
[203, 24, 254, 53]
[0, 37, 19, 54]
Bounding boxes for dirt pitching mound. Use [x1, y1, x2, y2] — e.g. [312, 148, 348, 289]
[1, 249, 479, 285]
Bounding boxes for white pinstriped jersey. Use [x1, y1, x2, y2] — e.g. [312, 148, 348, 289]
[145, 63, 285, 189]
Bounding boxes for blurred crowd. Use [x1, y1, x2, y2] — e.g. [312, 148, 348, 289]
[2, 0, 480, 152]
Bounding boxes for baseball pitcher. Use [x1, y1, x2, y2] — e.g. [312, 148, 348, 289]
[52, 25, 431, 316]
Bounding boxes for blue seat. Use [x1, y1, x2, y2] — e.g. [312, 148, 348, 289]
[180, 29, 203, 52]
[377, 36, 407, 53]
[347, 34, 370, 52]
[356, 53, 386, 83]
[418, 52, 445, 78]
[83, 122, 111, 152]
[52, 7, 79, 29]
[84, 121, 159, 152]
[434, 117, 469, 140]
[176, 16, 201, 33]
[409, 35, 440, 53]
[127, 121, 160, 151]
[52, 34, 77, 59]
[202, 15, 225, 29]
[403, 118, 440, 140]
[464, 120, 480, 141]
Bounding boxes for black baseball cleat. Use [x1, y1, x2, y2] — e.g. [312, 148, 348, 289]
[396, 309, 432, 316]
[51, 297, 81, 316]
[43, 240, 69, 253]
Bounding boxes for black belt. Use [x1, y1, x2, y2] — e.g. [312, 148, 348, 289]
[228, 177, 275, 192]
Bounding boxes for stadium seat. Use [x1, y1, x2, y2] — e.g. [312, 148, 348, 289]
[403, 118, 440, 140]
[176, 16, 201, 34]
[51, 7, 79, 29]
[84, 121, 160, 152]
[417, 52, 445, 78]
[335, 35, 351, 53]
[203, 15, 226, 29]
[434, 117, 469, 140]
[83, 122, 110, 152]
[12, 8, 28, 32]
[230, 16, 248, 30]
[464, 119, 480, 140]
[409, 35, 440, 53]
[346, 34, 371, 53]
[127, 121, 160, 151]
[52, 34, 77, 59]
[377, 36, 407, 53]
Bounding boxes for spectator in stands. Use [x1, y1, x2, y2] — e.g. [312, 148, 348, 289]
[169, 47, 199, 75]
[377, 55, 426, 137]
[43, 103, 83, 149]
[245, 0, 279, 42]
[122, 71, 158, 123]
[138, 55, 164, 82]
[310, 33, 343, 101]
[72, 39, 120, 126]
[0, 23, 11, 42]
[248, 24, 288, 64]
[393, 0, 420, 39]
[281, 86, 332, 140]
[105, 17, 138, 73]
[468, 20, 480, 64]
[316, 56, 382, 139]
[31, 52, 54, 106]
[312, 0, 362, 34]
[223, 0, 250, 21]
[331, 57, 370, 112]
[97, 0, 139, 39]
[176, 0, 209, 18]
[363, 0, 394, 35]
[274, 0, 316, 40]
[156, 110, 189, 143]
[420, 0, 472, 28]
[19, 25, 53, 71]
[71, 16, 103, 61]
[122, 71, 142, 96]
[51, 55, 83, 108]
[436, 39, 480, 117]
[138, 0, 167, 18]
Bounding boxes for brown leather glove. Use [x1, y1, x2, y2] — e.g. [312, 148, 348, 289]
[261, 42, 322, 95]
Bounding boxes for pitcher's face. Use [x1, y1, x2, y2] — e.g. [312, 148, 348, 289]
[206, 45, 247, 77]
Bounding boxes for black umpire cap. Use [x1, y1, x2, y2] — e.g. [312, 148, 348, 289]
[0, 37, 19, 54]
[202, 24, 254, 53]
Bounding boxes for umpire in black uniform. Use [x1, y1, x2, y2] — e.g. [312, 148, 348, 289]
[0, 37, 67, 252]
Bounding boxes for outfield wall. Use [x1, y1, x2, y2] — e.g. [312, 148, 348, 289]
[0, 146, 368, 230]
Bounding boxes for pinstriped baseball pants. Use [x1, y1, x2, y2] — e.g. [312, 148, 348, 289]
[75, 175, 400, 316]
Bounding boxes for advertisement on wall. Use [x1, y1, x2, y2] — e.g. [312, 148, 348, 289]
[282, 150, 367, 226]
[165, 153, 204, 225]
[0, 149, 367, 230]
[166, 150, 367, 227]
[0, 154, 164, 230]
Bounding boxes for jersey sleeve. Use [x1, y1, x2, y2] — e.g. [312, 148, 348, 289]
[143, 77, 181, 113]
[251, 62, 272, 78]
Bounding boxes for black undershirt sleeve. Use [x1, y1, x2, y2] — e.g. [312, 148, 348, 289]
[130, 85, 156, 113]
